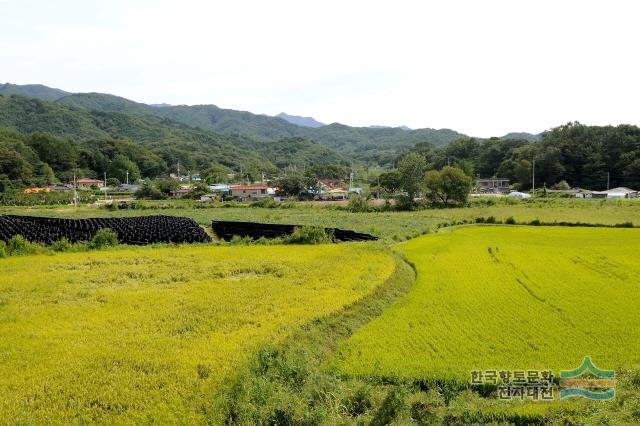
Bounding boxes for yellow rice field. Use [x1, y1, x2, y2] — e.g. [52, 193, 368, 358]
[333, 226, 640, 381]
[0, 244, 395, 423]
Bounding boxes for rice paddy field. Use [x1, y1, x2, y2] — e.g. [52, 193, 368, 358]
[333, 226, 640, 381]
[0, 243, 396, 423]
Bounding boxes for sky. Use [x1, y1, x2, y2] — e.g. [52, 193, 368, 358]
[1, 0, 639, 137]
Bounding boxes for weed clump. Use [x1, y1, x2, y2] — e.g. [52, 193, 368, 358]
[51, 238, 73, 252]
[6, 235, 39, 256]
[89, 229, 119, 249]
[285, 226, 333, 244]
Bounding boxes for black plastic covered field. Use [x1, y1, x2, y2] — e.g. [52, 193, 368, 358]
[0, 215, 211, 245]
[211, 220, 378, 242]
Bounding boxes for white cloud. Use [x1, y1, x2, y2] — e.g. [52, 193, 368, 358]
[1, 0, 638, 137]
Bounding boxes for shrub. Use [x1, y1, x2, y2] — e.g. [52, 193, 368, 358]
[285, 226, 333, 245]
[344, 385, 373, 416]
[485, 216, 496, 224]
[250, 197, 279, 208]
[7, 235, 39, 256]
[615, 222, 634, 228]
[51, 238, 73, 252]
[371, 385, 408, 426]
[89, 229, 119, 249]
[0, 241, 6, 258]
[505, 216, 516, 225]
[529, 219, 542, 226]
[346, 196, 374, 213]
[395, 195, 415, 211]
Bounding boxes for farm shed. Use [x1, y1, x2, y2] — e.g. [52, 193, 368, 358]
[591, 187, 638, 199]
[475, 178, 510, 194]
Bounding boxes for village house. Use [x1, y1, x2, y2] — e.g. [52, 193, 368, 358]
[229, 185, 270, 201]
[76, 178, 104, 189]
[318, 179, 344, 191]
[170, 185, 193, 198]
[475, 178, 510, 194]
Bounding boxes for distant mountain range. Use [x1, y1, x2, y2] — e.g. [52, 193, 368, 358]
[500, 132, 542, 142]
[369, 125, 412, 131]
[0, 83, 70, 102]
[0, 83, 542, 165]
[276, 112, 325, 128]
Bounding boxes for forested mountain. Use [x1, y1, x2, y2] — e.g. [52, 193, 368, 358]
[56, 91, 465, 164]
[0, 94, 350, 188]
[0, 83, 70, 101]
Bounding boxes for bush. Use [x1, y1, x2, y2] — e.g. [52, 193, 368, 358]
[346, 196, 374, 213]
[51, 238, 73, 252]
[285, 226, 333, 245]
[89, 229, 119, 249]
[395, 195, 415, 211]
[344, 385, 373, 416]
[529, 219, 542, 226]
[250, 197, 279, 208]
[0, 241, 6, 258]
[505, 216, 516, 225]
[7, 235, 39, 256]
[371, 385, 408, 426]
[615, 222, 634, 228]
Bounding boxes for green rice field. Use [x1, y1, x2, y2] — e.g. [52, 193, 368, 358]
[333, 226, 640, 381]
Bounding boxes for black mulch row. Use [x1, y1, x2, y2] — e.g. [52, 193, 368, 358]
[211, 220, 378, 242]
[0, 215, 211, 245]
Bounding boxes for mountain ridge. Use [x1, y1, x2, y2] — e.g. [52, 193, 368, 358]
[276, 112, 325, 128]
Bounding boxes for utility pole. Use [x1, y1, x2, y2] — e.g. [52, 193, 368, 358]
[177, 160, 181, 180]
[607, 172, 610, 190]
[126, 170, 129, 185]
[531, 158, 535, 196]
[73, 173, 78, 207]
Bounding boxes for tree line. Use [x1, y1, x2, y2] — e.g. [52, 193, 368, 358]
[388, 122, 640, 191]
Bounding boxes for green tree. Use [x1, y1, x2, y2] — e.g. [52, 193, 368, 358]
[423, 166, 473, 206]
[108, 154, 141, 184]
[274, 172, 315, 197]
[135, 180, 165, 199]
[203, 163, 229, 184]
[376, 170, 402, 194]
[156, 178, 180, 196]
[0, 147, 33, 182]
[26, 133, 78, 173]
[39, 163, 57, 185]
[398, 152, 427, 200]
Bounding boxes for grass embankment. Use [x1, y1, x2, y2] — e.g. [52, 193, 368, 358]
[213, 253, 416, 425]
[2, 198, 639, 242]
[0, 243, 396, 423]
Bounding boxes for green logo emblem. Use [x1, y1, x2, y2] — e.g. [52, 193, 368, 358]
[559, 356, 615, 400]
